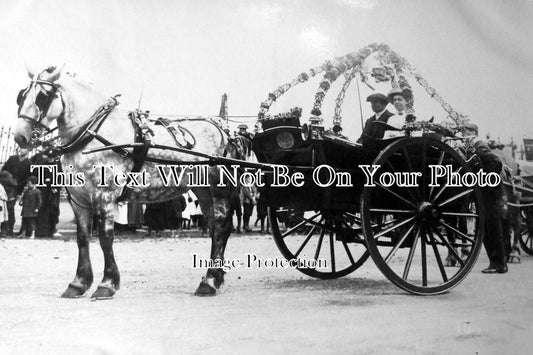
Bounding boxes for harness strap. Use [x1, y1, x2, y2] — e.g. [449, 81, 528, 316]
[87, 130, 133, 159]
[116, 111, 154, 202]
[50, 95, 121, 157]
[155, 117, 196, 149]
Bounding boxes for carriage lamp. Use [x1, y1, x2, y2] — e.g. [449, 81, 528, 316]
[275, 131, 295, 149]
[301, 116, 324, 141]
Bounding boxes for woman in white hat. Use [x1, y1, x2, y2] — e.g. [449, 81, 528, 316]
[382, 88, 416, 138]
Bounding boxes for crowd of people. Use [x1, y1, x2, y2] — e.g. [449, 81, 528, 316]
[0, 148, 62, 239]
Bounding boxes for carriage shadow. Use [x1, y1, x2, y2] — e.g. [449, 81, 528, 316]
[266, 277, 402, 296]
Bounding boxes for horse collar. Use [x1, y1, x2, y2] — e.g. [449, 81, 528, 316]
[46, 95, 121, 157]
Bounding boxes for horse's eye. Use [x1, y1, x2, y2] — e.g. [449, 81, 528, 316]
[35, 91, 50, 110]
[16, 89, 25, 106]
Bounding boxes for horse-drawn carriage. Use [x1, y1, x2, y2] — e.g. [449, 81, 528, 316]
[13, 43, 487, 298]
[252, 114, 484, 295]
[246, 43, 488, 295]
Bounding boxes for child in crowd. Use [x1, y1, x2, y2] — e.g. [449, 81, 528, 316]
[17, 176, 42, 239]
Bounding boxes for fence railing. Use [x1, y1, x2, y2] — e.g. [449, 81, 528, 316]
[0, 125, 17, 168]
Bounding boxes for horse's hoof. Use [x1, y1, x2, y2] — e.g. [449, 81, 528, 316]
[61, 285, 87, 298]
[90, 286, 116, 300]
[194, 279, 217, 297]
[507, 255, 521, 264]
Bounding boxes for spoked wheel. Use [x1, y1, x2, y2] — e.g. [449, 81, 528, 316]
[270, 207, 370, 279]
[519, 207, 533, 255]
[361, 137, 485, 295]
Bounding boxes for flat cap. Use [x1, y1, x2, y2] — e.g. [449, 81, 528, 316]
[366, 93, 388, 103]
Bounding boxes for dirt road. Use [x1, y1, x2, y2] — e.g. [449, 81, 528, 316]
[1, 234, 532, 355]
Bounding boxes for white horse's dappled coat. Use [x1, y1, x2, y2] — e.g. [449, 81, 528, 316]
[14, 66, 242, 298]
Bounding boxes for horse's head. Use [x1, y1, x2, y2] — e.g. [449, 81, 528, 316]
[15, 65, 65, 148]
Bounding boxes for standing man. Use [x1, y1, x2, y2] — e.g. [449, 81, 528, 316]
[240, 175, 256, 233]
[230, 189, 243, 234]
[237, 124, 253, 140]
[30, 153, 62, 238]
[356, 93, 394, 144]
[461, 123, 508, 274]
[1, 148, 31, 236]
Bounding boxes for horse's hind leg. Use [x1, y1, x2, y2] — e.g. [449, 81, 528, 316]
[194, 191, 233, 296]
[91, 202, 120, 299]
[61, 206, 94, 298]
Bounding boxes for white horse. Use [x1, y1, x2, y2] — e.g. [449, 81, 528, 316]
[14, 65, 245, 299]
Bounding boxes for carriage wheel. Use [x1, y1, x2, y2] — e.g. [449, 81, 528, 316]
[519, 207, 533, 255]
[361, 137, 485, 295]
[270, 207, 370, 279]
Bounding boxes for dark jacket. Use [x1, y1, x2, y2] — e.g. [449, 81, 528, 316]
[474, 140, 503, 174]
[357, 110, 395, 143]
[1, 155, 31, 195]
[20, 188, 42, 218]
[0, 171, 18, 200]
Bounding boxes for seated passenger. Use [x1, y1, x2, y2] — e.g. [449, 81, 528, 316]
[356, 93, 394, 144]
[383, 88, 416, 138]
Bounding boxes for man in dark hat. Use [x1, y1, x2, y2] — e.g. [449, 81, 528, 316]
[237, 124, 253, 140]
[356, 93, 394, 144]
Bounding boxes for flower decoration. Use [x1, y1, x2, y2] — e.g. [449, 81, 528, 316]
[258, 42, 468, 133]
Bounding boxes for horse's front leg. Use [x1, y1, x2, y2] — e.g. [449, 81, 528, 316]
[91, 203, 120, 299]
[61, 206, 94, 298]
[195, 192, 233, 296]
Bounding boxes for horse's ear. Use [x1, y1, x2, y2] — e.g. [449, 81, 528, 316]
[48, 63, 65, 82]
[25, 63, 35, 79]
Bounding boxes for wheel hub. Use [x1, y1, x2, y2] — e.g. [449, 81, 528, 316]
[417, 202, 440, 222]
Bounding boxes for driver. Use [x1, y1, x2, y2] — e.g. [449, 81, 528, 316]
[356, 93, 394, 144]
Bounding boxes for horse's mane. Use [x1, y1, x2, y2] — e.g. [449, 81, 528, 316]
[57, 71, 108, 112]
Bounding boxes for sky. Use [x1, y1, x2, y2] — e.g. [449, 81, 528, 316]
[1, 0, 532, 145]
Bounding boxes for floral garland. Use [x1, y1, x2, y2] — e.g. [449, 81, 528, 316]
[257, 42, 467, 132]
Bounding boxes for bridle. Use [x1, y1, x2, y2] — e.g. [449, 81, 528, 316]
[17, 78, 64, 138]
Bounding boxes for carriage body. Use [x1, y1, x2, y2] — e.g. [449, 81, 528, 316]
[253, 125, 374, 212]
